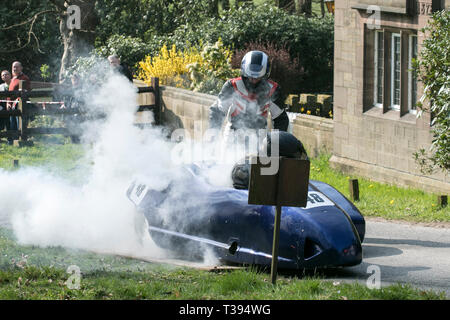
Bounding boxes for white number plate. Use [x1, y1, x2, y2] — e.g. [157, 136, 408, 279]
[305, 192, 334, 209]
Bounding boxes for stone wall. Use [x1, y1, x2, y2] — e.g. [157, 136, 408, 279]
[289, 113, 334, 157]
[159, 85, 333, 159]
[285, 93, 333, 118]
[160, 85, 215, 137]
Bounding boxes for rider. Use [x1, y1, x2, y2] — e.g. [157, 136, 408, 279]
[209, 50, 289, 132]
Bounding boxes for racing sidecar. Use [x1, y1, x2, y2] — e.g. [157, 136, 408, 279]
[127, 163, 365, 270]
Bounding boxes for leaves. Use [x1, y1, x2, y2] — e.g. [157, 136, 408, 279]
[413, 10, 450, 173]
[146, 4, 334, 93]
[137, 40, 238, 94]
[0, 1, 62, 81]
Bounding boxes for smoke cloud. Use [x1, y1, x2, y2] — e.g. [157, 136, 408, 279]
[0, 59, 280, 268]
[0, 66, 228, 265]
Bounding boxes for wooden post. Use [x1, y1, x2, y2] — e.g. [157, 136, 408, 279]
[349, 179, 359, 201]
[151, 77, 160, 125]
[13, 81, 24, 146]
[437, 195, 448, 207]
[13, 159, 19, 168]
[271, 204, 282, 285]
[271, 161, 285, 285]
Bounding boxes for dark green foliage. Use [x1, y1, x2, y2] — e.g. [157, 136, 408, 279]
[0, 0, 333, 94]
[146, 4, 334, 93]
[413, 10, 450, 173]
[0, 0, 62, 81]
[95, 35, 153, 73]
[94, 0, 222, 45]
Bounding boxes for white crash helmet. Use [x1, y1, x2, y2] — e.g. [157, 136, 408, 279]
[240, 51, 270, 80]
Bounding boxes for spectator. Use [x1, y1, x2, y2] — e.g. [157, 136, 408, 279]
[0, 70, 12, 133]
[108, 54, 133, 82]
[7, 61, 32, 144]
[9, 61, 31, 91]
[0, 70, 11, 91]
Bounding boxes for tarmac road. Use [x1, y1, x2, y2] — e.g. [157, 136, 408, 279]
[316, 218, 450, 296]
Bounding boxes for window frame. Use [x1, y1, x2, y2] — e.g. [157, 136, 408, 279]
[390, 33, 401, 111]
[373, 30, 384, 108]
[408, 34, 418, 114]
[364, 26, 418, 117]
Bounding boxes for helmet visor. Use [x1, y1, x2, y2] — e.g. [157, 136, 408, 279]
[242, 51, 269, 79]
[247, 64, 265, 79]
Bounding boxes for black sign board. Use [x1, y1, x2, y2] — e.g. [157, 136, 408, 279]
[248, 156, 310, 285]
[248, 157, 310, 207]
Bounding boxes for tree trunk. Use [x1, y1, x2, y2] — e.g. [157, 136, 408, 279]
[221, 0, 230, 10]
[320, 0, 325, 17]
[209, 0, 219, 17]
[235, 0, 253, 9]
[58, 0, 97, 82]
[295, 0, 312, 16]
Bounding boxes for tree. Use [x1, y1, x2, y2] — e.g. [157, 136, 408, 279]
[275, 0, 312, 15]
[51, 0, 98, 81]
[294, 0, 312, 16]
[0, 1, 61, 81]
[413, 10, 450, 173]
[1, 0, 214, 82]
[0, 0, 97, 82]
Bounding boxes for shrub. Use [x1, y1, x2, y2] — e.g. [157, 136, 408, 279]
[138, 40, 239, 95]
[40, 64, 51, 82]
[95, 35, 153, 74]
[137, 44, 203, 88]
[64, 55, 108, 80]
[413, 10, 450, 173]
[146, 4, 334, 93]
[187, 39, 240, 95]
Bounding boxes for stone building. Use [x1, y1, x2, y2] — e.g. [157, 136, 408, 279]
[330, 0, 450, 193]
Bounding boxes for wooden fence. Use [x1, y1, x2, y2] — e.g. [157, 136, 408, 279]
[0, 77, 160, 145]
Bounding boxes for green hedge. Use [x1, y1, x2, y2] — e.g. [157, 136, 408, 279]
[96, 4, 334, 93]
[161, 4, 334, 93]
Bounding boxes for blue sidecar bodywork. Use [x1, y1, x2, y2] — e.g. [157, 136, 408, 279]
[127, 165, 365, 270]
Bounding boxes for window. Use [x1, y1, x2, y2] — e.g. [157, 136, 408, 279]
[364, 27, 418, 116]
[391, 33, 401, 110]
[374, 31, 384, 107]
[408, 35, 418, 113]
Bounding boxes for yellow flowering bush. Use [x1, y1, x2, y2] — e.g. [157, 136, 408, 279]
[137, 40, 239, 94]
[138, 44, 203, 87]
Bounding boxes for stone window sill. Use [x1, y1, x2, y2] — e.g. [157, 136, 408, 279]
[363, 106, 417, 124]
[351, 4, 407, 15]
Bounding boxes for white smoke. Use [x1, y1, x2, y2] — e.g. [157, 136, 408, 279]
[0, 62, 277, 267]
[0, 68, 221, 264]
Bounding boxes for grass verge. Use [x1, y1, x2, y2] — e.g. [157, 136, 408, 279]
[0, 224, 446, 300]
[309, 154, 449, 224]
[1, 263, 446, 300]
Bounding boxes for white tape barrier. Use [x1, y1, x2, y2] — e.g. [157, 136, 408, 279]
[0, 99, 66, 109]
[0, 98, 19, 109]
